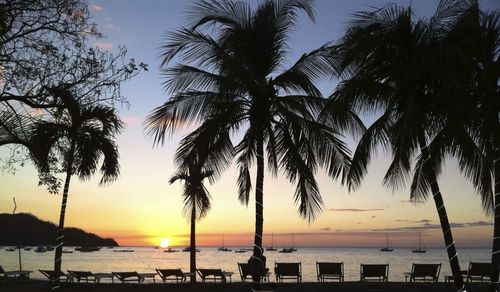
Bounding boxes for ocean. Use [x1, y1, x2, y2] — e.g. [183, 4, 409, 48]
[0, 247, 490, 282]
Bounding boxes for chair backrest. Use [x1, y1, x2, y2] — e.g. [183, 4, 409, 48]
[0, 265, 5, 273]
[40, 270, 65, 279]
[361, 264, 388, 278]
[157, 269, 183, 278]
[238, 263, 251, 277]
[275, 262, 301, 276]
[68, 270, 93, 278]
[411, 264, 441, 279]
[317, 262, 343, 275]
[469, 262, 492, 277]
[113, 271, 139, 280]
[198, 269, 223, 277]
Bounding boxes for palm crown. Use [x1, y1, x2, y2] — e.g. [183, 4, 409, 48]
[146, 0, 354, 221]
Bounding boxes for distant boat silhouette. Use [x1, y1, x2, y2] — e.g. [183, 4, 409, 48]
[279, 234, 297, 253]
[182, 246, 200, 252]
[380, 233, 393, 252]
[234, 248, 246, 253]
[266, 233, 277, 251]
[34, 245, 47, 253]
[217, 235, 232, 251]
[75, 246, 101, 252]
[412, 232, 427, 253]
[113, 249, 134, 252]
[163, 248, 179, 253]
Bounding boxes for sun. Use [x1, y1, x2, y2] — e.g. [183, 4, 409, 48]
[160, 238, 170, 248]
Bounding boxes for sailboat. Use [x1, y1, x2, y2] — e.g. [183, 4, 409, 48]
[412, 232, 427, 253]
[279, 233, 297, 253]
[217, 235, 232, 252]
[266, 233, 277, 251]
[380, 233, 393, 252]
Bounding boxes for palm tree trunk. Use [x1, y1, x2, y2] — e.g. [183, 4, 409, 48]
[418, 136, 464, 291]
[490, 138, 500, 292]
[52, 141, 76, 291]
[251, 136, 265, 288]
[190, 197, 196, 283]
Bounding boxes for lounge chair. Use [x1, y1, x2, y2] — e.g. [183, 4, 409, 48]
[196, 269, 233, 283]
[463, 262, 491, 283]
[404, 263, 441, 283]
[67, 270, 96, 283]
[0, 265, 32, 279]
[274, 262, 302, 283]
[39, 270, 74, 283]
[156, 268, 193, 283]
[316, 262, 344, 282]
[112, 271, 144, 284]
[360, 264, 389, 291]
[237, 263, 271, 282]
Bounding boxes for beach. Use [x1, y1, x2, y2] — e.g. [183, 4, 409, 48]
[1, 279, 467, 292]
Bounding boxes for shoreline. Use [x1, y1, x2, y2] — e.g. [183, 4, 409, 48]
[0, 279, 471, 292]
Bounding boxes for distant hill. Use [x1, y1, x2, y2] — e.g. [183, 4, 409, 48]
[0, 213, 118, 246]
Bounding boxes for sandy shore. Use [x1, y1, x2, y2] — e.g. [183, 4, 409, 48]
[0, 279, 472, 292]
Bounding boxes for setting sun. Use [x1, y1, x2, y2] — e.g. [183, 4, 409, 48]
[160, 238, 170, 248]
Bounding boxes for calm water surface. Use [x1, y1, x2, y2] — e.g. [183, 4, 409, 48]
[0, 247, 489, 282]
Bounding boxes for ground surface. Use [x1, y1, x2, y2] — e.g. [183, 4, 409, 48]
[0, 279, 486, 292]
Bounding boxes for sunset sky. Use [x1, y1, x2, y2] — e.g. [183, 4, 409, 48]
[1, 0, 499, 248]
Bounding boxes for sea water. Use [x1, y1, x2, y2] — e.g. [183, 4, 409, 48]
[0, 247, 489, 282]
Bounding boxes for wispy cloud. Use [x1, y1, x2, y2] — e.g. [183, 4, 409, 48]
[320, 227, 331, 231]
[122, 116, 141, 126]
[374, 221, 492, 232]
[395, 219, 432, 223]
[89, 4, 103, 12]
[329, 208, 384, 212]
[94, 42, 112, 50]
[106, 24, 120, 32]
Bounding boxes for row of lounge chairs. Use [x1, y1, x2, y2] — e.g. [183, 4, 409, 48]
[1, 262, 492, 285]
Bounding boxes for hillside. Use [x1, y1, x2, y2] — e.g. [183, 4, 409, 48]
[0, 213, 118, 246]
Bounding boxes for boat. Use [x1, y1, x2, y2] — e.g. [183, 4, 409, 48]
[234, 248, 247, 253]
[113, 249, 134, 252]
[266, 233, 278, 251]
[34, 245, 47, 253]
[182, 246, 200, 252]
[217, 235, 232, 252]
[380, 233, 394, 252]
[6, 247, 16, 252]
[23, 247, 32, 251]
[163, 248, 179, 253]
[279, 234, 297, 253]
[412, 232, 427, 253]
[62, 250, 73, 254]
[45, 245, 54, 251]
[75, 246, 101, 252]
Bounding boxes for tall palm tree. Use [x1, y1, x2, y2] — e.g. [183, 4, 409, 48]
[146, 0, 356, 285]
[169, 160, 214, 283]
[328, 2, 473, 290]
[29, 86, 122, 290]
[414, 3, 499, 290]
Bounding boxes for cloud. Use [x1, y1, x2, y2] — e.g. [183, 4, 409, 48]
[395, 219, 432, 223]
[122, 116, 141, 126]
[329, 208, 384, 212]
[374, 221, 492, 232]
[371, 216, 376, 219]
[320, 227, 331, 231]
[89, 4, 103, 12]
[94, 42, 113, 50]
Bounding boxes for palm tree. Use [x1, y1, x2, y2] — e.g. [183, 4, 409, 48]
[146, 0, 356, 285]
[169, 159, 214, 283]
[29, 86, 122, 290]
[415, 3, 499, 290]
[328, 2, 473, 290]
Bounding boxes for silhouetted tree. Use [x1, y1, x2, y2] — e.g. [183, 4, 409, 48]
[146, 0, 355, 287]
[169, 161, 214, 283]
[0, 0, 146, 173]
[331, 1, 475, 290]
[29, 87, 122, 290]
